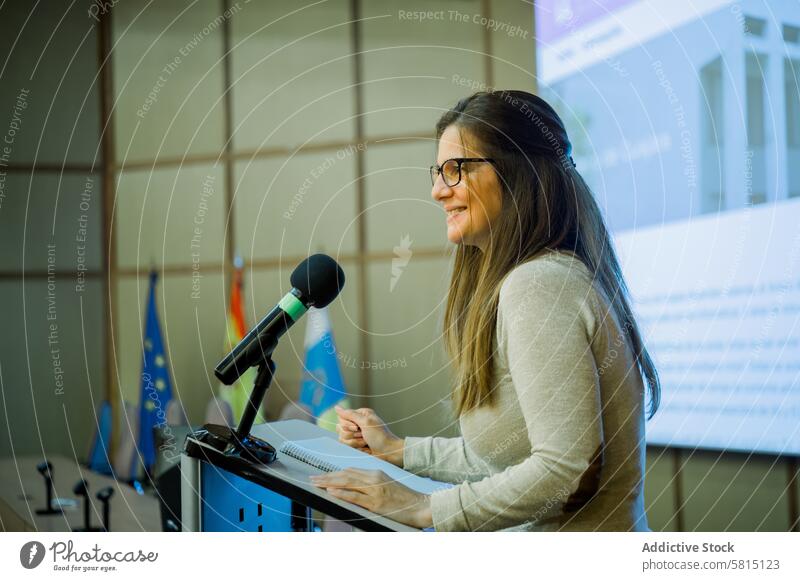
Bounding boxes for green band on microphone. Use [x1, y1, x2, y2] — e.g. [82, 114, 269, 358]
[279, 293, 308, 322]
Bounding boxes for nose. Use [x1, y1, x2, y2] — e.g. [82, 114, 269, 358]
[431, 173, 453, 203]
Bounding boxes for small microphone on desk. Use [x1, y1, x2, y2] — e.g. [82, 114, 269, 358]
[72, 479, 102, 532]
[96, 487, 114, 532]
[35, 460, 62, 515]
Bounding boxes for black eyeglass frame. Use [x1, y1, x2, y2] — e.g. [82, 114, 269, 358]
[429, 157, 496, 187]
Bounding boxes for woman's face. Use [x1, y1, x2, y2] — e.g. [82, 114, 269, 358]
[431, 125, 503, 251]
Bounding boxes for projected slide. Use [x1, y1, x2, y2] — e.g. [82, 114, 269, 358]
[536, 0, 800, 454]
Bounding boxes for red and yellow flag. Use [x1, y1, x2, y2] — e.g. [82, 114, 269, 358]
[220, 263, 262, 425]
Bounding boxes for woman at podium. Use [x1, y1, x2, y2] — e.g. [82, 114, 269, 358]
[310, 90, 661, 532]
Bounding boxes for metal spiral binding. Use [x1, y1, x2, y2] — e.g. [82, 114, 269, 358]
[279, 441, 340, 473]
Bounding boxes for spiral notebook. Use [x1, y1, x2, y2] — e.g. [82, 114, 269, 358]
[279, 437, 452, 496]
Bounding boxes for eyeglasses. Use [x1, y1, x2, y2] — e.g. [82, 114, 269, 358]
[429, 157, 495, 187]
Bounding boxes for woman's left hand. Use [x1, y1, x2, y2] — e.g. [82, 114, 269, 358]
[309, 468, 433, 529]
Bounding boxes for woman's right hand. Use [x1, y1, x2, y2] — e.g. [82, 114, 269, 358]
[334, 405, 405, 467]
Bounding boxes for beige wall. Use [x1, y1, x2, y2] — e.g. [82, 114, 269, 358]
[108, 0, 537, 439]
[0, 1, 106, 464]
[0, 0, 796, 532]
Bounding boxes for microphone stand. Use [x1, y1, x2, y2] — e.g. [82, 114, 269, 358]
[235, 359, 275, 447]
[35, 461, 62, 515]
[185, 356, 278, 466]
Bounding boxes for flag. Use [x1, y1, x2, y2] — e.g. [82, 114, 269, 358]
[86, 400, 113, 475]
[299, 307, 349, 431]
[219, 260, 261, 425]
[135, 271, 174, 478]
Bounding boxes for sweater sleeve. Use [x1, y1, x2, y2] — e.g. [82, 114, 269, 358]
[403, 435, 492, 483]
[429, 260, 605, 531]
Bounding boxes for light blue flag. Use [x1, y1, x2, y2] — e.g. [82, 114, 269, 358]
[135, 271, 174, 478]
[299, 307, 349, 431]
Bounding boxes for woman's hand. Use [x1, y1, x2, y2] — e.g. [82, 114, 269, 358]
[310, 468, 432, 529]
[335, 405, 405, 467]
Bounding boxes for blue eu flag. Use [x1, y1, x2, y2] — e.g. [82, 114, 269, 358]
[135, 271, 174, 477]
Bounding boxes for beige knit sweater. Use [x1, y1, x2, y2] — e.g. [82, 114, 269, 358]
[403, 250, 650, 531]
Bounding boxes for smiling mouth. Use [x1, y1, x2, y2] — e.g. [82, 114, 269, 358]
[446, 207, 467, 217]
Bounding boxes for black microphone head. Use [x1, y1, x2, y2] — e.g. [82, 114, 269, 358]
[96, 487, 114, 501]
[290, 254, 345, 308]
[36, 461, 52, 477]
[73, 479, 89, 496]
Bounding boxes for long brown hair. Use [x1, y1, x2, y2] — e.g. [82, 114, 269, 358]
[438, 90, 660, 419]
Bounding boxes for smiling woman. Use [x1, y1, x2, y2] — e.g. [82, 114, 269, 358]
[311, 90, 661, 532]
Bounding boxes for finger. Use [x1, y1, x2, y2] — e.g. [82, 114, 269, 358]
[334, 404, 354, 417]
[336, 423, 361, 437]
[335, 410, 360, 427]
[337, 421, 360, 434]
[346, 468, 388, 486]
[334, 406, 368, 425]
[310, 476, 366, 491]
[342, 467, 378, 479]
[340, 429, 364, 440]
[309, 469, 356, 485]
[326, 488, 371, 508]
[310, 469, 372, 489]
[339, 436, 367, 448]
[339, 420, 360, 432]
[339, 433, 367, 446]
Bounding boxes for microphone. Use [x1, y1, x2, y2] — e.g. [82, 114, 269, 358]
[35, 460, 62, 515]
[185, 254, 346, 466]
[214, 253, 345, 385]
[72, 479, 101, 532]
[96, 487, 114, 532]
